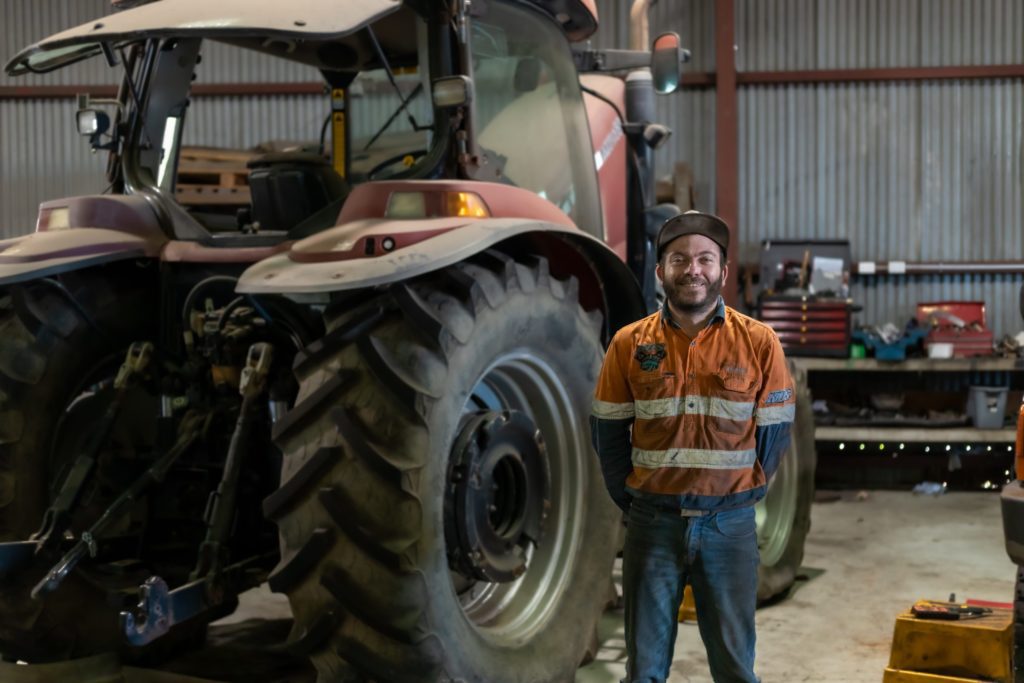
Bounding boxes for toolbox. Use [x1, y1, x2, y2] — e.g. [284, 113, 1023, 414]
[759, 296, 851, 357]
[851, 327, 928, 361]
[915, 301, 994, 358]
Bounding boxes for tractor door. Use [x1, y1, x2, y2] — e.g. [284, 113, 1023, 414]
[472, 1, 602, 237]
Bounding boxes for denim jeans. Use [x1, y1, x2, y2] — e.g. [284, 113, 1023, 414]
[621, 498, 760, 683]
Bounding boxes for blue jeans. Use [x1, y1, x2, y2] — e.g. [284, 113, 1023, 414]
[621, 498, 760, 683]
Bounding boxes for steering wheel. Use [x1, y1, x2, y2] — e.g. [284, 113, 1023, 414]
[367, 149, 428, 180]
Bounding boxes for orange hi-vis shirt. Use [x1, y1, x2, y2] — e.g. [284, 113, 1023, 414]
[590, 298, 794, 511]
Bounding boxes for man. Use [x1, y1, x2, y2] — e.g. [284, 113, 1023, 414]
[590, 210, 794, 683]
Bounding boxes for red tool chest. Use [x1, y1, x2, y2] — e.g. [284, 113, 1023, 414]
[759, 296, 851, 357]
[915, 301, 994, 358]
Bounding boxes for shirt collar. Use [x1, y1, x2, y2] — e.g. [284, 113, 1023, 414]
[661, 296, 727, 330]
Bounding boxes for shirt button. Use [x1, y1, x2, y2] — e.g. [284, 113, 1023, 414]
[690, 342, 696, 347]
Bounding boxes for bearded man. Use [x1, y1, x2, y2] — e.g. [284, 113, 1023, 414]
[590, 211, 795, 683]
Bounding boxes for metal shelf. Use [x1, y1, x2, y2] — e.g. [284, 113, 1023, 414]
[793, 357, 1022, 372]
[815, 426, 1016, 443]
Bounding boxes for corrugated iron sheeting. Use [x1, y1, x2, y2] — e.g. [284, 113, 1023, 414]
[742, 79, 1024, 336]
[180, 92, 432, 149]
[740, 80, 1023, 260]
[2, 0, 118, 87]
[655, 88, 717, 211]
[736, 0, 1024, 71]
[0, 99, 108, 239]
[181, 95, 329, 150]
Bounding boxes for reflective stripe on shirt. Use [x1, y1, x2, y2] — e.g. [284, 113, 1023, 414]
[632, 446, 758, 469]
[636, 395, 755, 421]
[591, 399, 635, 420]
[755, 403, 796, 426]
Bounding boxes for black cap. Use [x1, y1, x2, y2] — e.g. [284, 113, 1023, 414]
[656, 211, 730, 260]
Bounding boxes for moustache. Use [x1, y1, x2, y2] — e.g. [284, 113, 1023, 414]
[673, 277, 708, 286]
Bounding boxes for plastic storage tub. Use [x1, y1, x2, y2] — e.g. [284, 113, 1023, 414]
[967, 386, 1009, 429]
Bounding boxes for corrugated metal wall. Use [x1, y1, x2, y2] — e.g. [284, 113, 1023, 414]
[1, 98, 109, 235]
[736, 0, 1024, 70]
[1, 0, 1022, 334]
[733, 0, 1024, 335]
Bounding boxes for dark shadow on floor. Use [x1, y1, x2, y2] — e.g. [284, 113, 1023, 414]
[156, 619, 315, 683]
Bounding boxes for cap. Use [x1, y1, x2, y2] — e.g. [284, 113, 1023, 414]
[656, 210, 730, 260]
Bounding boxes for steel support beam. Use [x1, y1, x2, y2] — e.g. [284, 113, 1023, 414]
[715, 0, 739, 305]
[0, 82, 326, 100]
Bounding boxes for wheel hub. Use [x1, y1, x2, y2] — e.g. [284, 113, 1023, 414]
[445, 411, 550, 583]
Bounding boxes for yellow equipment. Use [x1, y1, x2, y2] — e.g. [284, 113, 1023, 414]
[883, 605, 1012, 682]
[677, 585, 697, 622]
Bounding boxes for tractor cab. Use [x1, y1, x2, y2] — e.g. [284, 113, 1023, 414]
[7, 0, 442, 242]
[4, 0, 658, 248]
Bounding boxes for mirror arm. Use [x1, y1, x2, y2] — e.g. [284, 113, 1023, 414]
[573, 48, 652, 73]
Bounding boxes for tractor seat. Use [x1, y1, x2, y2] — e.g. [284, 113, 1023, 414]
[247, 152, 349, 234]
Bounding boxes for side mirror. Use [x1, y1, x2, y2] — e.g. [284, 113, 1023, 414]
[651, 32, 688, 94]
[432, 76, 474, 108]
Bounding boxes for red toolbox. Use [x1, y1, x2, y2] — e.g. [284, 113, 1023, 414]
[915, 301, 994, 358]
[759, 296, 851, 357]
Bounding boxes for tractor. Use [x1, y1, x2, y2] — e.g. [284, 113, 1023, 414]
[0, 0, 815, 680]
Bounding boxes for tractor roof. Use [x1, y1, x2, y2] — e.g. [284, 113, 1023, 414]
[6, 0, 598, 77]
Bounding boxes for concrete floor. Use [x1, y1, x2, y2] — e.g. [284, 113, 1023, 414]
[577, 490, 1015, 683]
[61, 490, 1014, 682]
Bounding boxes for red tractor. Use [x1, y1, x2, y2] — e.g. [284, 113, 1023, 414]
[0, 0, 815, 680]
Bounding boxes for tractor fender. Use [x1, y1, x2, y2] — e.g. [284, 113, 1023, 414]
[0, 194, 169, 286]
[0, 227, 166, 286]
[236, 217, 646, 339]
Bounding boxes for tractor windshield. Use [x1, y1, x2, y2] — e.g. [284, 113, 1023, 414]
[471, 1, 601, 235]
[137, 5, 441, 235]
[11, 1, 443, 238]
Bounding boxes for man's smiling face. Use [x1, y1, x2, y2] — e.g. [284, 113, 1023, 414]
[656, 233, 728, 315]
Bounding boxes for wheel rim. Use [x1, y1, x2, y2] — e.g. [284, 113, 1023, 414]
[446, 351, 585, 642]
[446, 410, 549, 584]
[755, 420, 799, 567]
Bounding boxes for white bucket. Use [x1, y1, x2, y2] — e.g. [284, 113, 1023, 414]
[926, 342, 954, 359]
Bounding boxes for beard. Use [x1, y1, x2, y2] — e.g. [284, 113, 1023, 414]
[663, 271, 725, 314]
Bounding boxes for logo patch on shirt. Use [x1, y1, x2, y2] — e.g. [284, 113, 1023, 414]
[634, 343, 666, 371]
[764, 388, 792, 405]
[721, 364, 747, 377]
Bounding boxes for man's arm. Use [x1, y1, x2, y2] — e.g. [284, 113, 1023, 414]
[590, 332, 635, 512]
[754, 331, 795, 481]
[590, 416, 633, 512]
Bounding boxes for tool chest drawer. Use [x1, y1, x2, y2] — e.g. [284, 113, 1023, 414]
[759, 296, 851, 357]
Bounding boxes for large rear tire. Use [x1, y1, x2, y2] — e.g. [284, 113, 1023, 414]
[0, 265, 161, 661]
[755, 360, 816, 602]
[266, 252, 619, 682]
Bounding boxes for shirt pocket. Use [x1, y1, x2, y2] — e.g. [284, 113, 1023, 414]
[707, 371, 757, 435]
[629, 373, 680, 423]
